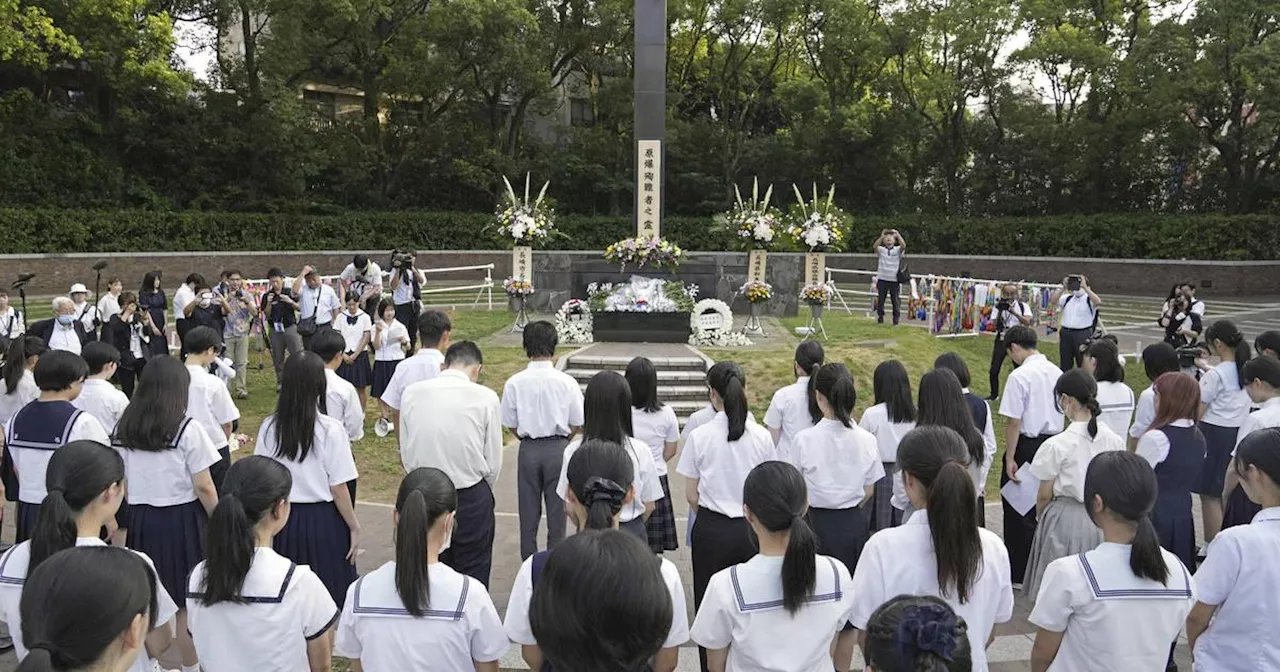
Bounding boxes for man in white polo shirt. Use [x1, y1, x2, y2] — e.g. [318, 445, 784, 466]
[293, 265, 342, 350]
[379, 310, 451, 435]
[399, 340, 502, 587]
[1051, 274, 1102, 370]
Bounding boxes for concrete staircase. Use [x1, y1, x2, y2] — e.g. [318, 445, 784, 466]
[561, 346, 710, 426]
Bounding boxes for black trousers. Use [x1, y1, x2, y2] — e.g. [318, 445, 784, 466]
[440, 480, 496, 588]
[210, 446, 231, 494]
[989, 336, 1009, 396]
[876, 279, 902, 324]
[1059, 327, 1091, 370]
[1002, 433, 1053, 584]
[394, 302, 420, 350]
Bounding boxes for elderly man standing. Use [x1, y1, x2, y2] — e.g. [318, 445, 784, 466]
[28, 297, 91, 354]
[398, 340, 503, 587]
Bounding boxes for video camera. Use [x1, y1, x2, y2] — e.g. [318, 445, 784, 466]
[390, 249, 415, 269]
[1177, 342, 1209, 368]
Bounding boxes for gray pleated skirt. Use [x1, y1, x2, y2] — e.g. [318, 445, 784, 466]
[1022, 497, 1102, 597]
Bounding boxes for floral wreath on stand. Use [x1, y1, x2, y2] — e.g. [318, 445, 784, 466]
[785, 184, 848, 252]
[555, 299, 593, 344]
[689, 299, 752, 347]
[493, 173, 557, 247]
[603, 237, 684, 271]
[715, 177, 781, 250]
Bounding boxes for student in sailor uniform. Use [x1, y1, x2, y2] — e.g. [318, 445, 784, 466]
[187, 456, 340, 672]
[763, 341, 823, 464]
[988, 283, 1034, 400]
[335, 467, 508, 672]
[1029, 451, 1195, 672]
[934, 354, 998, 515]
[310, 330, 366, 445]
[1256, 331, 1280, 359]
[334, 293, 373, 410]
[1084, 339, 1135, 439]
[1221, 356, 1280, 530]
[0, 441, 179, 672]
[1192, 320, 1253, 547]
[690, 461, 856, 672]
[626, 356, 682, 553]
[380, 310, 451, 435]
[256, 352, 360, 606]
[183, 327, 240, 490]
[74, 342, 129, 433]
[860, 360, 917, 532]
[850, 426, 1014, 672]
[0, 336, 45, 511]
[1134, 372, 1206, 569]
[1187, 427, 1280, 672]
[370, 299, 409, 432]
[2, 351, 108, 542]
[914, 369, 990, 523]
[680, 402, 718, 545]
[1129, 344, 1180, 451]
[508, 440, 689, 672]
[556, 371, 663, 543]
[863, 595, 972, 672]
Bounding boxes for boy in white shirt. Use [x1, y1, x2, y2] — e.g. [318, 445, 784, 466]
[184, 326, 241, 490]
[309, 329, 365, 444]
[72, 341, 129, 433]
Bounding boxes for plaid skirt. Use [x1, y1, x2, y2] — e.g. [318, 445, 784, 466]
[868, 463, 903, 533]
[646, 475, 679, 553]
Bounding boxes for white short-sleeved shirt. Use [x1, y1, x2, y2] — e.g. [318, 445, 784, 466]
[324, 368, 365, 443]
[380, 349, 444, 411]
[335, 310, 372, 353]
[556, 436, 663, 523]
[763, 377, 817, 464]
[1235, 397, 1280, 454]
[792, 419, 883, 509]
[962, 388, 999, 477]
[113, 418, 220, 507]
[173, 284, 195, 318]
[1028, 543, 1195, 672]
[1190, 507, 1280, 672]
[0, 371, 39, 427]
[97, 293, 121, 325]
[187, 364, 240, 449]
[373, 320, 409, 361]
[676, 413, 775, 517]
[399, 371, 504, 488]
[849, 511, 1014, 672]
[998, 300, 1032, 332]
[1095, 381, 1135, 439]
[682, 405, 717, 442]
[504, 554, 688, 650]
[256, 414, 359, 503]
[73, 378, 129, 434]
[1200, 362, 1251, 427]
[0, 537, 178, 672]
[858, 403, 916, 464]
[188, 547, 339, 672]
[73, 301, 96, 335]
[1135, 419, 1199, 468]
[500, 361, 584, 438]
[0, 307, 24, 340]
[691, 554, 854, 672]
[391, 269, 421, 305]
[339, 263, 384, 296]
[1058, 292, 1096, 330]
[876, 245, 902, 281]
[4, 407, 109, 503]
[335, 561, 507, 670]
[632, 405, 680, 477]
[1129, 385, 1156, 440]
[999, 353, 1064, 437]
[1028, 422, 1125, 502]
[298, 284, 342, 326]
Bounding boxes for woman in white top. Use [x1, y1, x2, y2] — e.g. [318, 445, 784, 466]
[1194, 320, 1254, 545]
[371, 298, 409, 433]
[188, 456, 339, 672]
[255, 351, 360, 607]
[509, 440, 688, 672]
[1030, 451, 1195, 672]
[1128, 343, 1180, 450]
[860, 360, 917, 531]
[626, 356, 682, 553]
[0, 441, 178, 672]
[0, 335, 44, 511]
[1023, 369, 1126, 596]
[336, 467, 507, 672]
[1222, 357, 1280, 530]
[850, 426, 1014, 672]
[1084, 339, 1135, 438]
[691, 461, 856, 672]
[334, 293, 373, 410]
[764, 341, 823, 464]
[863, 596, 972, 672]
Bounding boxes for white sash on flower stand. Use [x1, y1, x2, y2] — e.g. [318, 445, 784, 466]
[743, 250, 768, 335]
[510, 246, 532, 332]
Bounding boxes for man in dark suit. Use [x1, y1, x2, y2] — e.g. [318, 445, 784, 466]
[27, 296, 92, 355]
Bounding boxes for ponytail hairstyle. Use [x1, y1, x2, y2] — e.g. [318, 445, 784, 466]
[1207, 320, 1251, 388]
[1084, 451, 1169, 584]
[794, 341, 825, 424]
[917, 369, 984, 468]
[873, 360, 917, 424]
[1150, 372, 1201, 430]
[394, 467, 458, 616]
[812, 363, 856, 427]
[583, 371, 634, 445]
[864, 595, 972, 672]
[742, 461, 816, 614]
[897, 426, 981, 603]
[200, 456, 293, 605]
[625, 357, 663, 413]
[30, 441, 125, 572]
[270, 351, 327, 461]
[1055, 369, 1102, 439]
[1234, 427, 1280, 499]
[113, 356, 190, 453]
[1087, 339, 1125, 383]
[707, 362, 749, 441]
[1256, 330, 1280, 358]
[567, 439, 635, 530]
[4, 335, 46, 395]
[17, 546, 157, 672]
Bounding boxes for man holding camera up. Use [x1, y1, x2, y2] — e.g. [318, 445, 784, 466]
[340, 254, 384, 318]
[1050, 274, 1102, 370]
[260, 268, 303, 391]
[987, 283, 1035, 400]
[294, 265, 342, 350]
[390, 249, 427, 349]
[217, 269, 258, 399]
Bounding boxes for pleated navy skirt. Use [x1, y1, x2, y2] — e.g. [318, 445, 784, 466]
[15, 501, 39, 543]
[274, 501, 356, 606]
[370, 359, 401, 399]
[127, 500, 207, 603]
[1151, 491, 1196, 570]
[645, 475, 679, 553]
[1196, 423, 1239, 496]
[620, 516, 647, 543]
[337, 352, 372, 389]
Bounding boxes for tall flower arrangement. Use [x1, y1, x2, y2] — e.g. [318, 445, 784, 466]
[604, 237, 684, 270]
[786, 184, 848, 252]
[494, 173, 556, 248]
[716, 177, 782, 250]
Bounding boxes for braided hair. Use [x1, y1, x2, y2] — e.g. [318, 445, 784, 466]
[1055, 369, 1102, 439]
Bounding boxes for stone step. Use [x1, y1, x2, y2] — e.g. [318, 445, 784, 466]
[564, 368, 708, 383]
[576, 382, 708, 401]
[565, 354, 707, 372]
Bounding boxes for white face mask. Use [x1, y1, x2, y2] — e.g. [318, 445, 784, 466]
[439, 516, 456, 553]
[199, 297, 212, 308]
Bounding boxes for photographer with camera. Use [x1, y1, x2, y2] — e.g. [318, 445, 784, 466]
[987, 283, 1034, 400]
[872, 228, 906, 326]
[1050, 275, 1102, 370]
[0, 289, 23, 352]
[1159, 285, 1203, 348]
[259, 268, 303, 390]
[101, 291, 163, 397]
[390, 248, 426, 349]
[339, 254, 384, 318]
[293, 265, 342, 349]
[216, 269, 258, 399]
[184, 281, 230, 337]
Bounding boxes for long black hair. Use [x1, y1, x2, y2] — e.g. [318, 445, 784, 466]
[200, 456, 293, 605]
[873, 360, 916, 423]
[1084, 451, 1169, 584]
[795, 341, 825, 424]
[3, 335, 45, 395]
[708, 362, 749, 441]
[113, 356, 190, 452]
[567, 440, 635, 530]
[897, 426, 981, 603]
[1207, 320, 1251, 388]
[812, 363, 856, 428]
[743, 461, 817, 614]
[1087, 339, 1126, 383]
[394, 467, 458, 617]
[933, 353, 972, 389]
[30, 441, 125, 572]
[18, 547, 158, 672]
[625, 357, 663, 413]
[864, 595, 972, 672]
[1141, 342, 1179, 381]
[583, 371, 634, 444]
[269, 351, 327, 461]
[140, 270, 162, 295]
[1235, 427, 1280, 503]
[917, 369, 984, 469]
[1055, 368, 1102, 439]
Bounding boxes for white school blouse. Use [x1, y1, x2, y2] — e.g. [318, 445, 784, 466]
[255, 414, 359, 503]
[792, 419, 883, 509]
[336, 310, 372, 353]
[1095, 381, 1135, 439]
[324, 368, 365, 442]
[999, 353, 1064, 437]
[187, 547, 339, 672]
[556, 436, 664, 523]
[73, 378, 129, 433]
[0, 537, 178, 672]
[1129, 385, 1156, 440]
[858, 402, 916, 463]
[500, 361, 584, 438]
[380, 348, 444, 411]
[4, 409, 109, 503]
[676, 413, 775, 517]
[763, 377, 816, 464]
[113, 418, 220, 507]
[373, 320, 409, 361]
[1028, 542, 1194, 672]
[1235, 397, 1280, 453]
[187, 364, 240, 449]
[1027, 422, 1125, 502]
[334, 561, 508, 671]
[849, 511, 1014, 672]
[0, 371, 38, 427]
[682, 405, 717, 442]
[1200, 362, 1251, 427]
[1192, 507, 1280, 672]
[632, 405, 680, 478]
[690, 554, 854, 672]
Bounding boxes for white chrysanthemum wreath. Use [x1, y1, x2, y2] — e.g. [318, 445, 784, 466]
[555, 299, 593, 345]
[689, 299, 752, 347]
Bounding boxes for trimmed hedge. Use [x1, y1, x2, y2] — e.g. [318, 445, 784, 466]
[1, 209, 1277, 260]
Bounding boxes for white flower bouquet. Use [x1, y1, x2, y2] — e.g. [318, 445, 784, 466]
[604, 237, 684, 271]
[785, 184, 847, 252]
[716, 177, 782, 250]
[494, 173, 556, 247]
[555, 299, 593, 344]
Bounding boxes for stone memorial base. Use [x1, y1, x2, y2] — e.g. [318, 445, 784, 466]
[593, 312, 690, 343]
